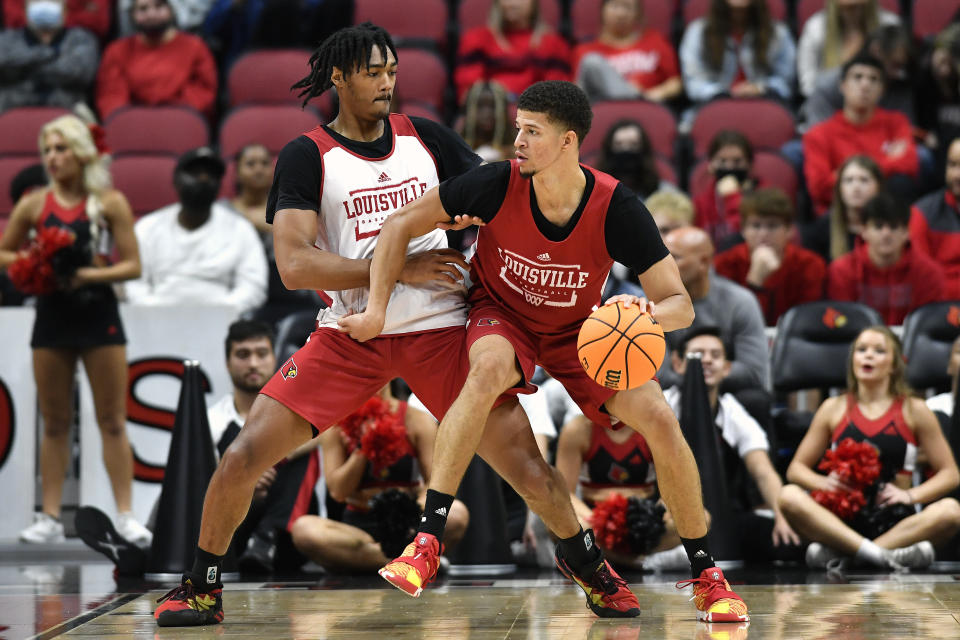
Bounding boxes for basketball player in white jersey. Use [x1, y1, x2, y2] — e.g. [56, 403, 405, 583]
[155, 23, 633, 627]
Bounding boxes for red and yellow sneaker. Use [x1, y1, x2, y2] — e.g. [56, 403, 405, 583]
[154, 578, 223, 627]
[378, 533, 442, 597]
[676, 567, 749, 623]
[555, 547, 640, 618]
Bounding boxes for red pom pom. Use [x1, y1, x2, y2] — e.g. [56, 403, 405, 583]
[7, 227, 77, 295]
[590, 493, 630, 553]
[337, 396, 413, 473]
[812, 488, 866, 521]
[816, 438, 881, 489]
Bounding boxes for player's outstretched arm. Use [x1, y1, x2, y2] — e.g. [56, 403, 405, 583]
[635, 255, 695, 332]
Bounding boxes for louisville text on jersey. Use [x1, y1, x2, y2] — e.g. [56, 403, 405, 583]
[342, 176, 429, 240]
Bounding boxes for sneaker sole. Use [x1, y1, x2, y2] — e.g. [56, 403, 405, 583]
[75, 506, 146, 576]
[554, 557, 641, 618]
[155, 610, 224, 627]
[378, 567, 423, 598]
[699, 610, 750, 623]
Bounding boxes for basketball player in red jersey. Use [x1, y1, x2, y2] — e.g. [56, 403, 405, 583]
[343, 81, 750, 623]
[155, 27, 636, 627]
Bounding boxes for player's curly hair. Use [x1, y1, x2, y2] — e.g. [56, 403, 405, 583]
[516, 81, 593, 147]
[292, 22, 398, 108]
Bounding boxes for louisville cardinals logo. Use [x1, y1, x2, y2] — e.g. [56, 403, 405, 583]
[822, 307, 847, 329]
[476, 318, 500, 327]
[608, 463, 630, 484]
[947, 306, 960, 328]
[280, 357, 298, 381]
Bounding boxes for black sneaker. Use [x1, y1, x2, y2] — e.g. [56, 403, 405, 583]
[75, 506, 146, 576]
[555, 545, 641, 618]
[238, 531, 276, 574]
[154, 578, 223, 627]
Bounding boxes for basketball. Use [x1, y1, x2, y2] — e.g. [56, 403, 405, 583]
[577, 303, 665, 391]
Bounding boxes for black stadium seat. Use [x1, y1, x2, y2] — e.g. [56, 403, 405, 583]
[901, 302, 960, 393]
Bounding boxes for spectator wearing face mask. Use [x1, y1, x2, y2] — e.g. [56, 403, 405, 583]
[596, 119, 673, 200]
[0, 0, 98, 113]
[95, 0, 216, 119]
[2, 0, 109, 39]
[125, 147, 268, 313]
[692, 129, 761, 251]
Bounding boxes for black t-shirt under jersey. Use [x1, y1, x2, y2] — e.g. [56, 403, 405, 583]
[438, 161, 669, 275]
[266, 116, 482, 223]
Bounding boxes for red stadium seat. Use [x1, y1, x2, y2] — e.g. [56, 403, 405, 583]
[110, 155, 179, 217]
[571, 0, 675, 41]
[685, 0, 786, 23]
[395, 48, 448, 114]
[688, 151, 799, 205]
[398, 103, 444, 123]
[227, 49, 320, 108]
[0, 156, 41, 216]
[104, 107, 209, 156]
[218, 106, 323, 158]
[912, 0, 960, 39]
[354, 0, 448, 49]
[689, 98, 796, 159]
[796, 0, 899, 34]
[458, 0, 561, 32]
[0, 107, 70, 155]
[655, 155, 677, 187]
[581, 100, 677, 160]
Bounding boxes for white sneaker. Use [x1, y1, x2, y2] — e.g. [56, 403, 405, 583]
[115, 512, 152, 548]
[19, 513, 65, 544]
[643, 544, 689, 571]
[890, 541, 935, 569]
[805, 542, 847, 570]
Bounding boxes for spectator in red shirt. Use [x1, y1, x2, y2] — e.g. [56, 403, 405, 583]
[454, 0, 570, 104]
[2, 0, 110, 38]
[572, 0, 681, 103]
[693, 130, 762, 251]
[828, 192, 944, 325]
[715, 188, 826, 325]
[803, 52, 918, 215]
[95, 0, 217, 119]
[911, 137, 960, 299]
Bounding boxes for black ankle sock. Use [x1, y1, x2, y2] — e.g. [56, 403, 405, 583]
[558, 528, 603, 575]
[419, 489, 455, 539]
[189, 547, 224, 590]
[681, 535, 715, 578]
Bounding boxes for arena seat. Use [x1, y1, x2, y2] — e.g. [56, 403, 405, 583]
[570, 0, 675, 41]
[688, 151, 798, 204]
[458, 0, 561, 32]
[399, 102, 444, 123]
[684, 0, 786, 24]
[395, 48, 448, 114]
[218, 106, 323, 158]
[901, 302, 960, 393]
[796, 0, 899, 34]
[689, 98, 796, 159]
[110, 155, 178, 217]
[104, 106, 209, 156]
[771, 301, 883, 393]
[274, 310, 319, 364]
[0, 156, 40, 216]
[227, 49, 315, 107]
[354, 0, 448, 50]
[0, 107, 70, 155]
[912, 0, 960, 39]
[581, 99, 677, 160]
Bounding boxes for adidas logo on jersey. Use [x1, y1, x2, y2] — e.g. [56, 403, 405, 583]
[378, 172, 391, 183]
[536, 252, 551, 261]
[434, 507, 448, 517]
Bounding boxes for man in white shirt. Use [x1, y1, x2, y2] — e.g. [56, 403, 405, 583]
[664, 327, 800, 561]
[125, 147, 268, 314]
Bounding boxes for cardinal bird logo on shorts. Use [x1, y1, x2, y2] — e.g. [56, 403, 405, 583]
[280, 357, 298, 381]
[476, 318, 500, 327]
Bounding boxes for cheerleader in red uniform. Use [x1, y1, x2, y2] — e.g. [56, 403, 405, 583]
[0, 114, 147, 545]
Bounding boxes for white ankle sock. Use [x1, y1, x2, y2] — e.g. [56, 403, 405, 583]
[854, 539, 889, 566]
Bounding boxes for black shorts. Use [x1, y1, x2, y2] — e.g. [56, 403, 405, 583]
[31, 285, 126, 350]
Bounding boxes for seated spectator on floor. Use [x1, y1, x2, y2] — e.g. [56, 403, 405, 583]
[555, 412, 689, 571]
[693, 130, 761, 251]
[917, 25, 960, 176]
[458, 81, 515, 163]
[828, 192, 944, 325]
[911, 138, 960, 299]
[927, 335, 960, 420]
[666, 328, 801, 562]
[454, 0, 570, 105]
[804, 24, 916, 128]
[96, 0, 217, 119]
[290, 383, 469, 573]
[125, 147, 267, 313]
[807, 155, 884, 261]
[779, 326, 960, 571]
[797, 0, 900, 99]
[572, 0, 681, 104]
[646, 189, 694, 239]
[2, 0, 110, 38]
[803, 52, 918, 214]
[715, 187, 826, 326]
[678, 0, 796, 110]
[0, 0, 99, 113]
[660, 226, 769, 392]
[595, 119, 670, 200]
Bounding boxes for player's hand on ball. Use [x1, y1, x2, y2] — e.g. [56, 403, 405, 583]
[603, 294, 655, 317]
[401, 249, 469, 286]
[435, 214, 486, 231]
[338, 310, 385, 342]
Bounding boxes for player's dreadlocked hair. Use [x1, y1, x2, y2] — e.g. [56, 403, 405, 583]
[292, 22, 398, 108]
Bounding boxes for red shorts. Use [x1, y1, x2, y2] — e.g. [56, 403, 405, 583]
[261, 327, 470, 435]
[466, 288, 619, 428]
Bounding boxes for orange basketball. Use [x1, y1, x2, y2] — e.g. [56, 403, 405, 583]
[577, 303, 665, 391]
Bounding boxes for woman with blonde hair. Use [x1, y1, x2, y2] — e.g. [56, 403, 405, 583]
[778, 326, 960, 570]
[797, 0, 900, 97]
[0, 114, 148, 545]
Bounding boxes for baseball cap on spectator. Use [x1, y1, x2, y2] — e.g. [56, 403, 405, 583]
[176, 147, 225, 178]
